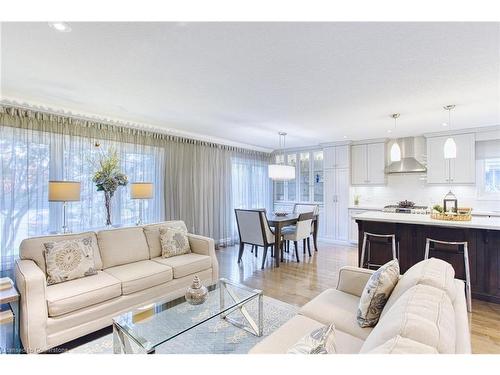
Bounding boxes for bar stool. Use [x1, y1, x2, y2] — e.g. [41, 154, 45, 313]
[360, 232, 398, 269]
[425, 238, 472, 312]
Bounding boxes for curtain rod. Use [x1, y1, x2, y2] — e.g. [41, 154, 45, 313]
[0, 100, 272, 155]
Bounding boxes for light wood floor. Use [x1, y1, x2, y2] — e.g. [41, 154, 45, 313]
[216, 241, 500, 354]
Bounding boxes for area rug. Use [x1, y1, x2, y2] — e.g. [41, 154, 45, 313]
[66, 296, 298, 354]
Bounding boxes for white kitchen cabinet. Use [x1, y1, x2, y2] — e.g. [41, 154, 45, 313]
[348, 208, 382, 244]
[323, 144, 349, 170]
[351, 142, 386, 185]
[426, 133, 475, 184]
[324, 167, 349, 242]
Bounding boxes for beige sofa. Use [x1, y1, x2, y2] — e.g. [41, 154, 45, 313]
[14, 221, 219, 353]
[250, 258, 471, 354]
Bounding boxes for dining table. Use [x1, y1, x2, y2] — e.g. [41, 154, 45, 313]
[266, 213, 319, 267]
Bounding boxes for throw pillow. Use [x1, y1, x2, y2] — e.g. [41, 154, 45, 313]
[160, 227, 191, 258]
[357, 259, 400, 328]
[287, 323, 336, 354]
[44, 237, 98, 285]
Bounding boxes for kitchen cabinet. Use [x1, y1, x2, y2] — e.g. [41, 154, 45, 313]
[349, 208, 382, 244]
[351, 142, 386, 185]
[323, 144, 349, 169]
[324, 167, 349, 242]
[426, 133, 475, 184]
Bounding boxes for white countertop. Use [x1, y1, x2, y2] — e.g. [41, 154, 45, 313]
[353, 211, 500, 230]
[348, 205, 383, 211]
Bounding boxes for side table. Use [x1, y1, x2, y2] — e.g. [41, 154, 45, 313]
[0, 278, 20, 353]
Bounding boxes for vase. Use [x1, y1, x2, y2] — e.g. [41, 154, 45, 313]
[104, 191, 113, 226]
[185, 275, 208, 305]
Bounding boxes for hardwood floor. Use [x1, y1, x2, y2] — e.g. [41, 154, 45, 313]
[216, 241, 500, 354]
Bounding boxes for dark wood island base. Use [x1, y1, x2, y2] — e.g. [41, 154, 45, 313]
[356, 217, 500, 304]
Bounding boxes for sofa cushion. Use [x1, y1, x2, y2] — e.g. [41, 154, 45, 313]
[360, 284, 456, 354]
[143, 221, 188, 258]
[249, 315, 364, 354]
[104, 260, 173, 295]
[152, 254, 211, 279]
[299, 289, 373, 340]
[44, 237, 98, 285]
[19, 231, 102, 274]
[97, 227, 150, 269]
[357, 259, 399, 327]
[381, 258, 456, 319]
[46, 271, 121, 317]
[366, 335, 439, 354]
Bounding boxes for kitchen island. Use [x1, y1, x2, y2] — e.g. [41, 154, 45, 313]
[354, 211, 500, 304]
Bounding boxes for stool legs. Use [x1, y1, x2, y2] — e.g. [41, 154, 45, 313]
[360, 232, 397, 269]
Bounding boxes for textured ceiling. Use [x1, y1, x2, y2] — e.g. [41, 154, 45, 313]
[1, 22, 499, 150]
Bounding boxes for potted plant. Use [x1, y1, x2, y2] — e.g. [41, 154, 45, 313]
[92, 148, 128, 226]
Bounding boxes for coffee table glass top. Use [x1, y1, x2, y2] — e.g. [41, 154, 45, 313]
[112, 278, 262, 353]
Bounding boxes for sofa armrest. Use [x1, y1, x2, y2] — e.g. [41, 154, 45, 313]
[336, 266, 375, 297]
[15, 259, 48, 353]
[187, 233, 219, 281]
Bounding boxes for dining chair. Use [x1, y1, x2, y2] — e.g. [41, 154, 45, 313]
[234, 208, 276, 269]
[291, 203, 319, 253]
[282, 211, 314, 262]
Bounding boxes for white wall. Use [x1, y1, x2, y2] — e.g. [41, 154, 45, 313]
[350, 172, 500, 212]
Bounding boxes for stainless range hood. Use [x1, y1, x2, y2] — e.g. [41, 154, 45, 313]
[385, 136, 427, 174]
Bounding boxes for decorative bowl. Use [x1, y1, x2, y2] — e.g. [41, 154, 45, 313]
[274, 212, 289, 217]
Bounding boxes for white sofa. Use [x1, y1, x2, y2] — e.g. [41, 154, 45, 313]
[14, 221, 219, 353]
[250, 258, 471, 354]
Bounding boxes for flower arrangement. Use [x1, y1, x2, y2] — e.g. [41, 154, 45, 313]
[92, 148, 128, 226]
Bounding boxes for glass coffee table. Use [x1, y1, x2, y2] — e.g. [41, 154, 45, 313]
[112, 278, 263, 354]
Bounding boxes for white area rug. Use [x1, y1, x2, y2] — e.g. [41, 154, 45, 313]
[67, 296, 298, 354]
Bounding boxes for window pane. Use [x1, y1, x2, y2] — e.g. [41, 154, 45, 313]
[286, 154, 296, 201]
[313, 151, 323, 202]
[274, 154, 285, 201]
[484, 158, 500, 193]
[300, 152, 310, 201]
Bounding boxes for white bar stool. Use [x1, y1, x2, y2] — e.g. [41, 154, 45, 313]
[360, 232, 398, 269]
[425, 238, 472, 312]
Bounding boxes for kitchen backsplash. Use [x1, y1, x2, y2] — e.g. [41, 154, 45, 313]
[350, 173, 500, 212]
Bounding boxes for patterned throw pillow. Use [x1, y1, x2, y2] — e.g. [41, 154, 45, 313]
[287, 323, 336, 354]
[44, 237, 98, 285]
[160, 227, 191, 258]
[357, 259, 400, 328]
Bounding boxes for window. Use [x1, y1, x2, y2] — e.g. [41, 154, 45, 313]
[0, 126, 164, 270]
[476, 140, 500, 200]
[299, 152, 310, 201]
[478, 158, 500, 199]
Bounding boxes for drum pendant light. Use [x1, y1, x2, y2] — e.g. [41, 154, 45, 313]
[268, 132, 295, 180]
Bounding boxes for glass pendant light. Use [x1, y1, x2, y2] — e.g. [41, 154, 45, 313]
[268, 132, 295, 180]
[443, 105, 457, 159]
[389, 113, 401, 162]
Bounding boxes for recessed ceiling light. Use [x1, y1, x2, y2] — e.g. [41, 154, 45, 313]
[387, 129, 392, 133]
[343, 135, 347, 139]
[48, 22, 71, 33]
[442, 122, 448, 127]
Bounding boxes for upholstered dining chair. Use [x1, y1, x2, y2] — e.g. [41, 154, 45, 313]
[288, 203, 318, 254]
[282, 211, 314, 262]
[234, 208, 276, 269]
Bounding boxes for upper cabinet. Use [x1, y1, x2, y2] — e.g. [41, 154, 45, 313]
[324, 144, 349, 169]
[351, 142, 386, 185]
[426, 133, 475, 184]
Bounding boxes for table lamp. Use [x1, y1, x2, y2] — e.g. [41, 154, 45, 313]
[48, 181, 81, 233]
[131, 182, 153, 225]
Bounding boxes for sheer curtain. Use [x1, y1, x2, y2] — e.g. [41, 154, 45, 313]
[0, 105, 271, 269]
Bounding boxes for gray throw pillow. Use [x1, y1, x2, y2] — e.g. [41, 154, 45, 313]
[357, 259, 400, 328]
[44, 237, 97, 285]
[160, 227, 191, 258]
[287, 323, 336, 354]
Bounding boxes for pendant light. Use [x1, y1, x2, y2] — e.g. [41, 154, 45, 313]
[389, 113, 401, 162]
[268, 132, 295, 180]
[443, 105, 457, 159]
